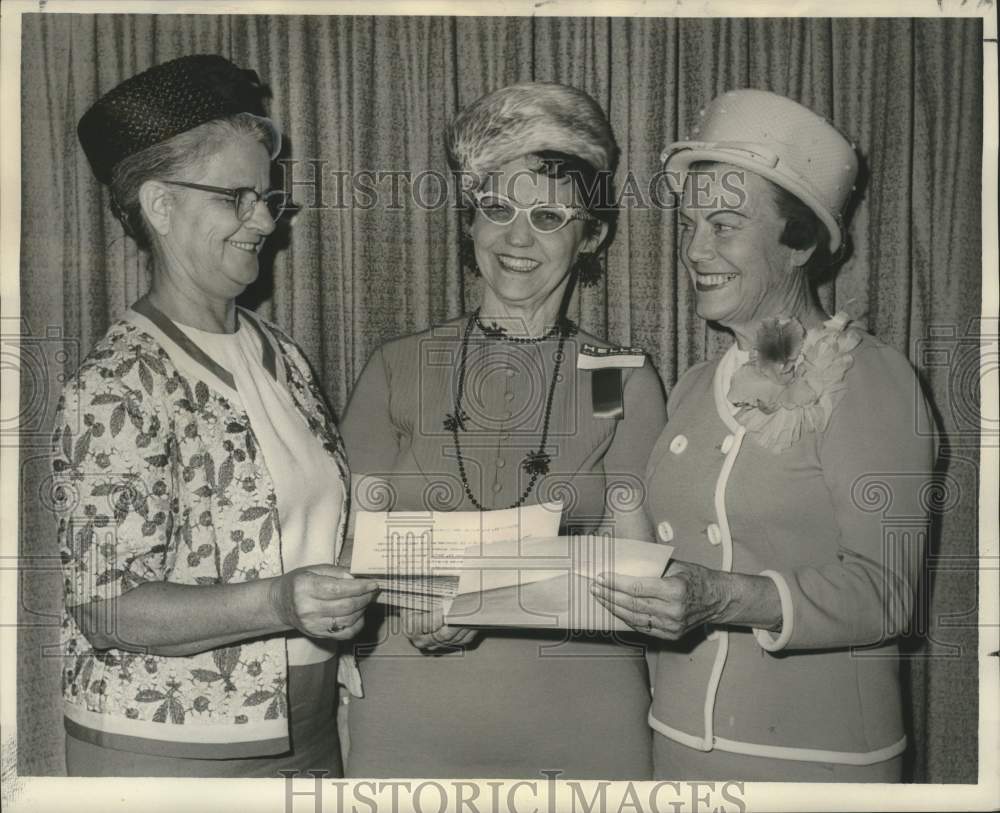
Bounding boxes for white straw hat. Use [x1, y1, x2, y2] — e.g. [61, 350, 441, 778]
[662, 89, 859, 251]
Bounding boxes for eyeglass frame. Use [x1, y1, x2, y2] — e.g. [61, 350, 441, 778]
[162, 181, 292, 223]
[470, 190, 598, 234]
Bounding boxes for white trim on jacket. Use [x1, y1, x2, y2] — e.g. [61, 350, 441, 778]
[647, 710, 908, 765]
[649, 345, 905, 766]
[701, 345, 746, 750]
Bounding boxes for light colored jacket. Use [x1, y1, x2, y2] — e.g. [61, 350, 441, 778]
[645, 331, 935, 765]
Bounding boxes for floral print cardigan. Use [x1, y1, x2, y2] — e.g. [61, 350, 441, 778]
[51, 300, 355, 758]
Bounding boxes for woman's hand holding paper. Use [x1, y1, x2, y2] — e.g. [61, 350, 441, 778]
[591, 560, 782, 640]
[400, 607, 479, 652]
[270, 564, 380, 640]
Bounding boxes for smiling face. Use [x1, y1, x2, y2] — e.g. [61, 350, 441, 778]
[470, 155, 604, 314]
[678, 163, 809, 334]
[154, 136, 276, 304]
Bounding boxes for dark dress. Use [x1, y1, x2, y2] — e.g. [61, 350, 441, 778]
[341, 316, 667, 779]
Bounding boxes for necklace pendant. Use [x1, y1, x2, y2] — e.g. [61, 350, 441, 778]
[444, 409, 469, 433]
[522, 450, 551, 477]
[479, 319, 507, 340]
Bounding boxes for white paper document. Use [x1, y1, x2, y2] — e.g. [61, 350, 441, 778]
[350, 501, 672, 629]
[444, 535, 673, 631]
[350, 502, 563, 610]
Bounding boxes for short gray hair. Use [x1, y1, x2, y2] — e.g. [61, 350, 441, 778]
[108, 113, 280, 251]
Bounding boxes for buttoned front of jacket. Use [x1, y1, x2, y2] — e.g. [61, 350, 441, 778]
[644, 336, 934, 766]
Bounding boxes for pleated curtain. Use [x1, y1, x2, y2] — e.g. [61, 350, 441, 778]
[17, 13, 983, 780]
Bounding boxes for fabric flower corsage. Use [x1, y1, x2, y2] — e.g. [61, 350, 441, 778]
[728, 312, 863, 453]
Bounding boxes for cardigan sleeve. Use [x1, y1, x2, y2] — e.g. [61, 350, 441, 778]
[52, 346, 177, 610]
[754, 341, 936, 651]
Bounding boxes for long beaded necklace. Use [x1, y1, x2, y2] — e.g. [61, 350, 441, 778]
[444, 308, 575, 510]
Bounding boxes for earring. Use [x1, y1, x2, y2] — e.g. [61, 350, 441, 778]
[460, 232, 481, 276]
[573, 252, 604, 287]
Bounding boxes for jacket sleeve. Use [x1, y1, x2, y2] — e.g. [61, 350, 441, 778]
[52, 350, 177, 611]
[602, 361, 668, 530]
[341, 346, 399, 480]
[337, 346, 400, 568]
[754, 342, 936, 651]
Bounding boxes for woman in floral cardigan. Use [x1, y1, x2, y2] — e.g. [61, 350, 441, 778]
[593, 90, 936, 781]
[52, 55, 377, 776]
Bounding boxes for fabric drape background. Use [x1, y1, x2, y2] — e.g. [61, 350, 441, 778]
[17, 14, 983, 780]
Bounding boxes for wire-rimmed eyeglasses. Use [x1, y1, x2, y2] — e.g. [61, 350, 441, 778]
[163, 181, 292, 223]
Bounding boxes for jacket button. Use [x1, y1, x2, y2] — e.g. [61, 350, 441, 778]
[657, 521, 674, 543]
[720, 434, 735, 454]
[669, 435, 688, 454]
[706, 523, 722, 546]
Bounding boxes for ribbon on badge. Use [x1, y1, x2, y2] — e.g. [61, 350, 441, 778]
[578, 344, 646, 420]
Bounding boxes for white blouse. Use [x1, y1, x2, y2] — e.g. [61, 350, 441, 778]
[176, 319, 345, 666]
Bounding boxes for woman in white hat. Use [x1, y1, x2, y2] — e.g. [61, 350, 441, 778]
[340, 81, 667, 778]
[593, 89, 935, 781]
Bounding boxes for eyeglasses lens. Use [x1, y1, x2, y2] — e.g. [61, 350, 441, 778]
[237, 189, 289, 222]
[529, 208, 569, 233]
[477, 195, 571, 233]
[478, 196, 516, 225]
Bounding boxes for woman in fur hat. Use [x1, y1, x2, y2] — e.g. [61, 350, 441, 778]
[54, 55, 378, 777]
[594, 89, 935, 781]
[340, 81, 666, 778]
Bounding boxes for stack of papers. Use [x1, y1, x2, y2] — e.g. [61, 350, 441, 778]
[446, 535, 672, 631]
[351, 502, 562, 610]
[350, 502, 672, 631]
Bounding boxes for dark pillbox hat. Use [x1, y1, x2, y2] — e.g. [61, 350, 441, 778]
[78, 54, 269, 185]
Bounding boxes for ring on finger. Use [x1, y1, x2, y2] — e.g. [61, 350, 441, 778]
[328, 619, 344, 633]
[645, 615, 653, 632]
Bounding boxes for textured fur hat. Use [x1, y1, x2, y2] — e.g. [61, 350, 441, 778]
[78, 54, 274, 185]
[447, 81, 618, 191]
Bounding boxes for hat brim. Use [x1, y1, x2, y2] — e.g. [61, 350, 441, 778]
[663, 143, 843, 252]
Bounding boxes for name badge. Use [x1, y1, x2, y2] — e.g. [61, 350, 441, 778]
[577, 344, 646, 419]
[576, 343, 646, 370]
